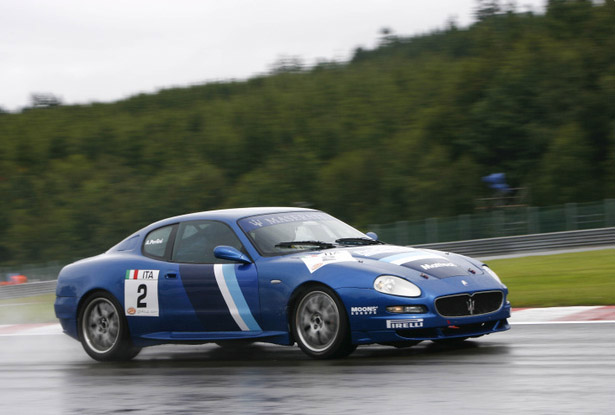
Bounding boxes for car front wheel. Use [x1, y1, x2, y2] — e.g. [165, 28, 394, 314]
[78, 292, 141, 361]
[291, 286, 355, 359]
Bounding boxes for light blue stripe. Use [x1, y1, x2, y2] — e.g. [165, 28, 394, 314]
[380, 252, 420, 263]
[221, 264, 261, 331]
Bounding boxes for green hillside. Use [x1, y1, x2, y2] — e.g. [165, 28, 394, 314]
[1, 0, 613, 265]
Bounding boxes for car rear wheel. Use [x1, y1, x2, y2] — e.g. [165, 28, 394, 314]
[291, 286, 355, 359]
[78, 292, 141, 361]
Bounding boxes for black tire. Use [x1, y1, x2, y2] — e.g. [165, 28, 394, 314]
[291, 286, 355, 359]
[78, 292, 141, 361]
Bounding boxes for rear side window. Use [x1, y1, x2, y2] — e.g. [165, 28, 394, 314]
[143, 225, 175, 259]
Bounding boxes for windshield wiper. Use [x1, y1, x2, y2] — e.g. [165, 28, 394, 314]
[335, 237, 384, 246]
[275, 240, 336, 249]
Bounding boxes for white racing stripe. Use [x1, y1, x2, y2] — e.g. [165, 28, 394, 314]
[213, 264, 257, 331]
[380, 252, 444, 265]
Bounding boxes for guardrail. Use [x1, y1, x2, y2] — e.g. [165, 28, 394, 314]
[415, 227, 614, 258]
[0, 280, 58, 300]
[1, 227, 613, 299]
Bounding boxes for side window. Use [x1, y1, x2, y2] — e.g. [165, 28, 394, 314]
[172, 220, 245, 263]
[142, 225, 175, 259]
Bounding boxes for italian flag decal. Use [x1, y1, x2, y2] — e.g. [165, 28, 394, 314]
[125, 269, 159, 280]
[126, 269, 139, 279]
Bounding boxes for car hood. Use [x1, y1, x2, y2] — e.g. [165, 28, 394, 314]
[292, 245, 484, 279]
[348, 245, 484, 278]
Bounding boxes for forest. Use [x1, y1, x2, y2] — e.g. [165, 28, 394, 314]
[0, 0, 613, 265]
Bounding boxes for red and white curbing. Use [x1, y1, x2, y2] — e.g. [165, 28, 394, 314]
[0, 306, 613, 336]
[0, 323, 63, 336]
[510, 305, 615, 324]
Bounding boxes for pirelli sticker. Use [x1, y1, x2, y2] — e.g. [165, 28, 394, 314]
[386, 319, 424, 329]
[124, 269, 159, 317]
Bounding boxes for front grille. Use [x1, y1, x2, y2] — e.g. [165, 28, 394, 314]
[435, 291, 503, 317]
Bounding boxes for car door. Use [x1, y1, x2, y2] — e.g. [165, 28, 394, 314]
[160, 220, 261, 332]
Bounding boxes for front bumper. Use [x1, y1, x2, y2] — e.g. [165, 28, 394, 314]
[338, 286, 511, 345]
[352, 317, 510, 344]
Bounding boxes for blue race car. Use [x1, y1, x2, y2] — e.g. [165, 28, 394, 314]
[54, 207, 510, 361]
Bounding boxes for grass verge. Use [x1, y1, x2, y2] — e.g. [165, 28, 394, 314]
[0, 293, 57, 324]
[488, 248, 614, 307]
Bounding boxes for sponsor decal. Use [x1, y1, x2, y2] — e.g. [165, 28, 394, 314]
[386, 319, 424, 329]
[420, 262, 456, 271]
[301, 250, 356, 273]
[239, 212, 331, 232]
[124, 269, 159, 317]
[351, 306, 378, 316]
[248, 219, 263, 228]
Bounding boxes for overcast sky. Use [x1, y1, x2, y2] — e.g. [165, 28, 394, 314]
[0, 0, 547, 111]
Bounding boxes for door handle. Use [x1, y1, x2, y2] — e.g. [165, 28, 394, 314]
[165, 273, 177, 279]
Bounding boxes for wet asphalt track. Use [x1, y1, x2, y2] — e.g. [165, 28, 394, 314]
[1, 323, 614, 415]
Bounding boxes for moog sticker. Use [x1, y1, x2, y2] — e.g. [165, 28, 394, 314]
[301, 251, 356, 273]
[124, 269, 159, 317]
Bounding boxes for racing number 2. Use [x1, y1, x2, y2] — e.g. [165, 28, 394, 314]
[137, 284, 147, 308]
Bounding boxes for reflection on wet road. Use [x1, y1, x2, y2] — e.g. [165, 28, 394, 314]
[1, 323, 613, 414]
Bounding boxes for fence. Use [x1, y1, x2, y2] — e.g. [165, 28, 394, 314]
[0, 280, 57, 300]
[370, 199, 615, 246]
[416, 227, 614, 258]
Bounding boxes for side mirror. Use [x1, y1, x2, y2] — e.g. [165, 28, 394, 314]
[366, 232, 379, 241]
[214, 245, 252, 264]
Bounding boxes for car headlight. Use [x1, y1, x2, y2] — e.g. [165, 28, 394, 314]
[374, 275, 421, 297]
[482, 265, 502, 284]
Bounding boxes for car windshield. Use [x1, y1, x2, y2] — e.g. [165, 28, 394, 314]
[238, 211, 371, 256]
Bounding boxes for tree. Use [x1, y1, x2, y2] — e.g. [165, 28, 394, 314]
[29, 93, 63, 108]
